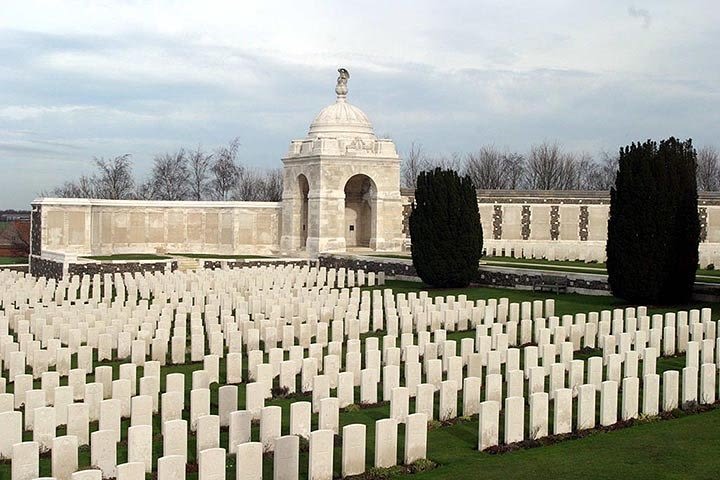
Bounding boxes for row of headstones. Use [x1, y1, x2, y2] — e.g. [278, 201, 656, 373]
[6, 291, 710, 374]
[9, 413, 428, 480]
[3, 321, 714, 426]
[478, 366, 719, 450]
[2, 306, 716, 392]
[3, 298, 714, 409]
[2, 331, 712, 455]
[4, 265, 385, 308]
[483, 240, 607, 264]
[0, 293, 676, 376]
[1, 284, 413, 373]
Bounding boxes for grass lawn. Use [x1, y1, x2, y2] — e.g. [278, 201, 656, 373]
[0, 280, 717, 479]
[82, 254, 172, 261]
[171, 253, 273, 259]
[0, 256, 28, 264]
[482, 257, 720, 283]
[369, 254, 720, 283]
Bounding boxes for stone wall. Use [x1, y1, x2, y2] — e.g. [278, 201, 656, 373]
[67, 260, 177, 277]
[33, 198, 282, 257]
[318, 254, 417, 278]
[29, 255, 63, 279]
[202, 259, 314, 270]
[400, 189, 720, 266]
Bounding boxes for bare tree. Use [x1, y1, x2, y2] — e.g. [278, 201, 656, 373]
[465, 146, 505, 189]
[93, 154, 135, 199]
[151, 150, 189, 200]
[588, 150, 619, 190]
[134, 179, 155, 200]
[464, 146, 527, 190]
[261, 168, 284, 201]
[188, 146, 213, 200]
[503, 152, 526, 189]
[47, 174, 97, 198]
[211, 138, 241, 200]
[697, 146, 720, 191]
[573, 152, 597, 190]
[428, 152, 463, 171]
[400, 142, 430, 188]
[525, 142, 579, 190]
[233, 168, 262, 201]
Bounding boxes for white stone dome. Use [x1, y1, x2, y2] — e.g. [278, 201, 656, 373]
[307, 69, 375, 139]
[308, 98, 375, 138]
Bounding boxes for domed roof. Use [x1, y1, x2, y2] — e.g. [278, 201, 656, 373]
[307, 68, 375, 139]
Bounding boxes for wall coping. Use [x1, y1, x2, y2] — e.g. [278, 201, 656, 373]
[400, 188, 720, 201]
[31, 198, 282, 209]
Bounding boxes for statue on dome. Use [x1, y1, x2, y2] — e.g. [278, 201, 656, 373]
[336, 68, 350, 96]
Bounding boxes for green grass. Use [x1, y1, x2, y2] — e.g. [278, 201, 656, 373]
[379, 280, 713, 317]
[483, 257, 720, 284]
[412, 408, 720, 479]
[83, 254, 171, 261]
[367, 254, 720, 282]
[0, 256, 27, 264]
[369, 253, 412, 260]
[171, 253, 273, 259]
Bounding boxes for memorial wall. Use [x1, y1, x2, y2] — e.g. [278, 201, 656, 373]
[32, 189, 720, 268]
[31, 198, 281, 259]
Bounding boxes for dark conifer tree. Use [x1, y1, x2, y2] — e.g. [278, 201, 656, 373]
[607, 137, 699, 304]
[409, 167, 483, 287]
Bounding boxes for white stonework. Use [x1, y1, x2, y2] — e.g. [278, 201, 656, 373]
[280, 68, 404, 254]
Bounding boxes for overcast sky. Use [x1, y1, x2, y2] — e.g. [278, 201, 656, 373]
[1, 0, 718, 208]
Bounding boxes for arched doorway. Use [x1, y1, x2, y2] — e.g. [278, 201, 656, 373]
[344, 174, 376, 248]
[298, 174, 309, 249]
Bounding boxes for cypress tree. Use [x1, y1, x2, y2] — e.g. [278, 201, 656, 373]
[607, 137, 699, 304]
[409, 167, 483, 287]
